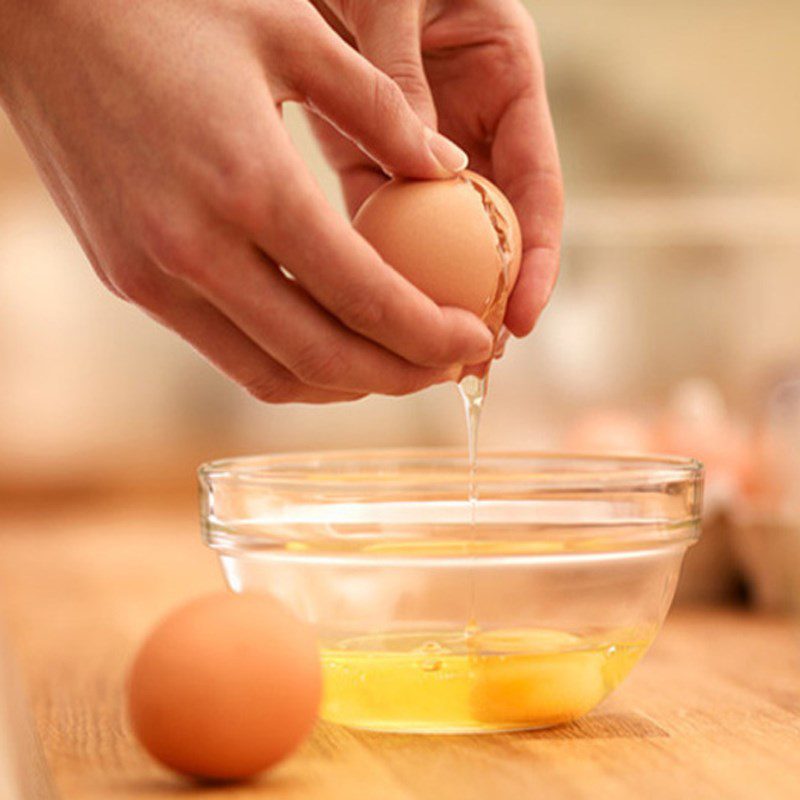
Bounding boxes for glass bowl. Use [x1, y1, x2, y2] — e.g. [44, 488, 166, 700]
[199, 449, 703, 734]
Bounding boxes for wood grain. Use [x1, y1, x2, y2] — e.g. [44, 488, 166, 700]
[0, 500, 799, 799]
[0, 628, 58, 799]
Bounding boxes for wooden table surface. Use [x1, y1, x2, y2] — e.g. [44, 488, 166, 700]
[1, 500, 799, 800]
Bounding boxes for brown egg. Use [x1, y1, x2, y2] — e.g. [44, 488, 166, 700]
[354, 170, 522, 331]
[127, 592, 321, 782]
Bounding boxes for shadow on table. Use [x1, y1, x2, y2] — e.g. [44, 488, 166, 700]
[103, 770, 307, 797]
[348, 712, 668, 746]
[518, 712, 668, 740]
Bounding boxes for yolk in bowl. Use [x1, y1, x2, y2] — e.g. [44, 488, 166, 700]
[320, 626, 654, 733]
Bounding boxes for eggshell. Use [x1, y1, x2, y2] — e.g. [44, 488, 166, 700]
[353, 170, 522, 321]
[127, 592, 321, 781]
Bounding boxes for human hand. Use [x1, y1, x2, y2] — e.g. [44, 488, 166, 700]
[0, 0, 494, 403]
[309, 0, 564, 336]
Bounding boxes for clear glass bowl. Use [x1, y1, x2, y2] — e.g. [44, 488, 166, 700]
[199, 450, 703, 734]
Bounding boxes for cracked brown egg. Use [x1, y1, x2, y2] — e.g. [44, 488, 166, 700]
[353, 170, 522, 334]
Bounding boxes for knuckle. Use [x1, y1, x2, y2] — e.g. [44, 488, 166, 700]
[110, 264, 159, 306]
[385, 369, 440, 398]
[140, 216, 208, 283]
[243, 373, 299, 405]
[263, 5, 331, 93]
[336, 291, 385, 334]
[474, 38, 534, 99]
[209, 140, 319, 243]
[207, 150, 269, 232]
[269, 177, 319, 239]
[370, 73, 407, 127]
[397, 317, 452, 367]
[534, 163, 565, 200]
[386, 58, 429, 101]
[550, 174, 566, 216]
[504, 168, 564, 247]
[289, 341, 349, 388]
[91, 264, 127, 301]
[537, 178, 565, 247]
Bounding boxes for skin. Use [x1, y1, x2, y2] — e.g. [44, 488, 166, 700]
[0, 0, 562, 403]
[313, 0, 563, 337]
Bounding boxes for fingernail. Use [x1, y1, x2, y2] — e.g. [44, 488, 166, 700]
[425, 127, 469, 174]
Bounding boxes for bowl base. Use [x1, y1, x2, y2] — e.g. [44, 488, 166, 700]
[322, 718, 570, 735]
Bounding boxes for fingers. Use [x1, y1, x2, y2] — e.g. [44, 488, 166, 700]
[287, 15, 466, 178]
[159, 234, 460, 396]
[110, 264, 364, 404]
[348, 0, 438, 128]
[303, 1, 443, 215]
[210, 110, 494, 370]
[491, 54, 564, 336]
[303, 0, 439, 214]
[304, 110, 386, 215]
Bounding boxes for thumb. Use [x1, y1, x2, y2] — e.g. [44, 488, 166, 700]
[350, 2, 438, 128]
[293, 20, 467, 179]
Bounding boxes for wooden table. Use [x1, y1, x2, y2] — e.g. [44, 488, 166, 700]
[1, 500, 799, 799]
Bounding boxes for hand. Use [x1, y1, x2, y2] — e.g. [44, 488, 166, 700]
[0, 0, 494, 403]
[310, 0, 564, 336]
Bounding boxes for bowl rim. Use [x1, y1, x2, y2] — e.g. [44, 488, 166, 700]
[199, 449, 703, 557]
[198, 448, 703, 492]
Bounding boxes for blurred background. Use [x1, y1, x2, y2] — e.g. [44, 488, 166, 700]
[1, 0, 799, 606]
